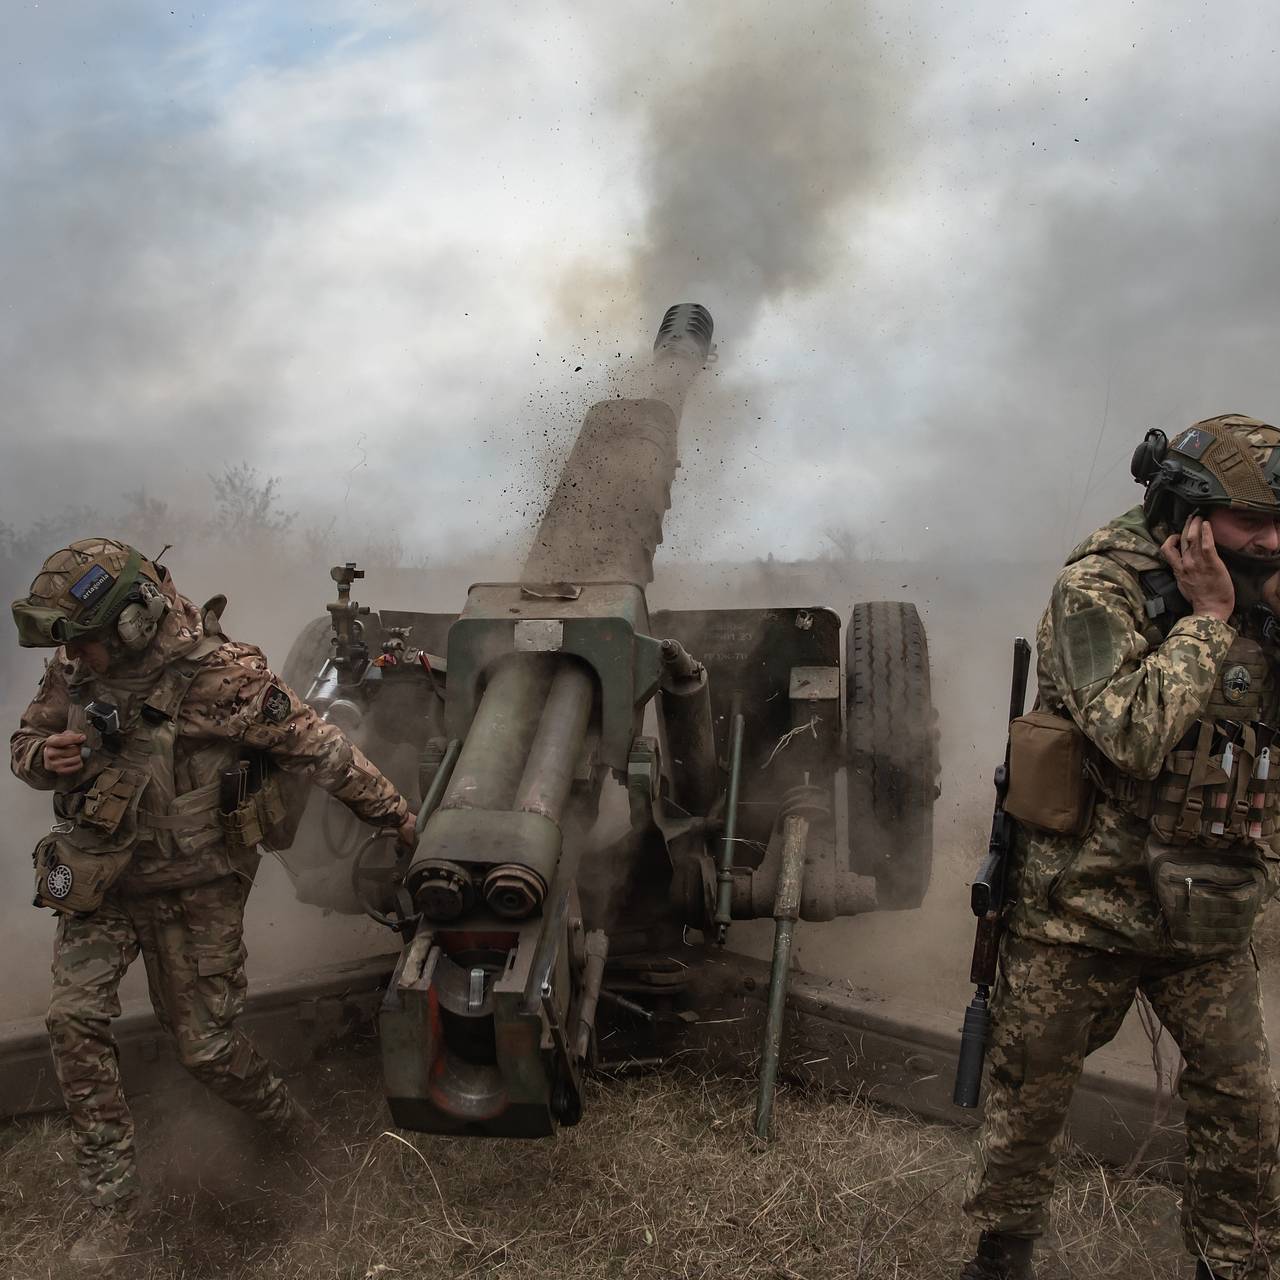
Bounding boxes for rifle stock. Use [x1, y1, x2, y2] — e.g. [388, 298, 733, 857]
[953, 636, 1031, 1109]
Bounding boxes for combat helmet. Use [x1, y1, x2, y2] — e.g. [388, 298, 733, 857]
[11, 538, 169, 651]
[1133, 414, 1280, 529]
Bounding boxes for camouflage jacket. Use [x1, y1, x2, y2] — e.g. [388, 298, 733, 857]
[1009, 506, 1280, 953]
[10, 594, 408, 894]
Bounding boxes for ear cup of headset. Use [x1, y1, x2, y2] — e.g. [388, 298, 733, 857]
[1131, 429, 1168, 484]
[115, 580, 169, 651]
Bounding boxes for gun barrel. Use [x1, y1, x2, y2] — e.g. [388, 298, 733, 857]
[439, 655, 555, 812]
[514, 661, 595, 823]
[523, 303, 714, 587]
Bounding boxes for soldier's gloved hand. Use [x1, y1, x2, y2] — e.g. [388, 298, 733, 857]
[1161, 515, 1236, 622]
[42, 730, 87, 775]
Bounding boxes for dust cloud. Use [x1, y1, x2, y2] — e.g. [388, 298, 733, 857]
[7, 0, 1280, 1066]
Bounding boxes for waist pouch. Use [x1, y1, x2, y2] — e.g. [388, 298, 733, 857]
[33, 829, 133, 913]
[1004, 710, 1096, 835]
[1143, 835, 1270, 956]
[38, 765, 149, 914]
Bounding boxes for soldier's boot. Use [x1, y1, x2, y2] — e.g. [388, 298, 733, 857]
[262, 1092, 324, 1149]
[959, 1231, 1036, 1280]
[67, 1196, 142, 1269]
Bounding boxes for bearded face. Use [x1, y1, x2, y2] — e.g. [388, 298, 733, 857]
[1206, 509, 1280, 613]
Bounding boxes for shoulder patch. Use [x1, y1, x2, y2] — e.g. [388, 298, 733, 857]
[261, 685, 291, 724]
[1061, 605, 1126, 692]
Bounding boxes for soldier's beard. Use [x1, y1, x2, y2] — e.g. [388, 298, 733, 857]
[1217, 546, 1280, 613]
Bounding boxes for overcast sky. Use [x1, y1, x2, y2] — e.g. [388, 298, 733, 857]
[5, 0, 1280, 566]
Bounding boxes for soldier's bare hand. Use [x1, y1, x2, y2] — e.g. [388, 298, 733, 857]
[1161, 515, 1235, 622]
[42, 731, 86, 775]
[397, 811, 418, 850]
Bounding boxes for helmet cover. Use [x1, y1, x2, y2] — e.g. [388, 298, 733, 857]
[11, 538, 163, 649]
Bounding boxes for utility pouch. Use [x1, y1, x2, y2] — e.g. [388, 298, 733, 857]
[1004, 710, 1096, 835]
[1143, 835, 1269, 956]
[160, 782, 224, 858]
[78, 768, 145, 837]
[32, 829, 132, 914]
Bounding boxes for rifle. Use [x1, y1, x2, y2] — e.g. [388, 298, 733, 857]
[952, 636, 1031, 1109]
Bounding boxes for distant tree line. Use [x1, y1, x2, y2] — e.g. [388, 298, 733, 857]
[0, 465, 426, 683]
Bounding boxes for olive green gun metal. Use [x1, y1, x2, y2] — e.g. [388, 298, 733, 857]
[278, 304, 939, 1141]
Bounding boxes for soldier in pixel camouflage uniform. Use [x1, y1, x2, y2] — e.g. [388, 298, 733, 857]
[960, 416, 1280, 1280]
[9, 538, 417, 1267]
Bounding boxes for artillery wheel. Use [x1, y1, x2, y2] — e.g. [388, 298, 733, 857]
[281, 616, 334, 703]
[845, 601, 938, 910]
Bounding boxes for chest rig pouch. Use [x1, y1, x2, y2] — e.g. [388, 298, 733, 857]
[1102, 553, 1280, 955]
[1141, 713, 1276, 956]
[33, 648, 215, 914]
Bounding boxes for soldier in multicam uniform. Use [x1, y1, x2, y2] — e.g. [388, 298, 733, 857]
[959, 416, 1280, 1280]
[9, 539, 418, 1267]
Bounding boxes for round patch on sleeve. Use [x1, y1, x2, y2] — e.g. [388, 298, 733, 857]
[261, 685, 291, 724]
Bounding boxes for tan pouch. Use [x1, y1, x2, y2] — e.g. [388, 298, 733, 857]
[159, 781, 225, 858]
[1143, 835, 1269, 956]
[32, 829, 132, 914]
[1004, 709, 1096, 835]
[77, 767, 146, 837]
[221, 796, 266, 849]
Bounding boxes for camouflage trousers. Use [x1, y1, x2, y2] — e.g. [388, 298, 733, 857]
[47, 874, 296, 1206]
[964, 933, 1280, 1277]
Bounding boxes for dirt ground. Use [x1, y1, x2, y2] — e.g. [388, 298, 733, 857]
[0, 1039, 1189, 1280]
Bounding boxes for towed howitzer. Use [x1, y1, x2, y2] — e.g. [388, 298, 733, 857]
[953, 636, 1031, 1109]
[281, 304, 940, 1138]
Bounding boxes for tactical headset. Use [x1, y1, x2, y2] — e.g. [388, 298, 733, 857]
[113, 577, 169, 650]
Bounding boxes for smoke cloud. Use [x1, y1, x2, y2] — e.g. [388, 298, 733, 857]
[6, 1, 1280, 1027]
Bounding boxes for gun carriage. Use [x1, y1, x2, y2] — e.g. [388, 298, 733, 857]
[281, 305, 938, 1139]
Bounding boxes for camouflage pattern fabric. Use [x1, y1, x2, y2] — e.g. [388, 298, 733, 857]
[965, 934, 1280, 1277]
[1009, 507, 1280, 953]
[47, 875, 297, 1206]
[11, 594, 408, 896]
[965, 505, 1280, 1276]
[11, 578, 411, 1207]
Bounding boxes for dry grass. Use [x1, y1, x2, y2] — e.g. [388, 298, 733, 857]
[0, 1042, 1186, 1280]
